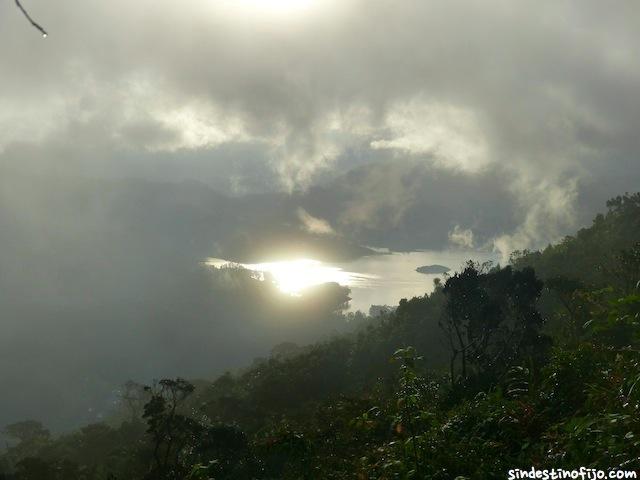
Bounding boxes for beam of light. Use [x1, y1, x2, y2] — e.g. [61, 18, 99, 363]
[205, 258, 376, 296]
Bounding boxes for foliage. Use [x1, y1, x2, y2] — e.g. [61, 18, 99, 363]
[440, 262, 548, 391]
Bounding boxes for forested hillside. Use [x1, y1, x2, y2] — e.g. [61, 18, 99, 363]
[511, 192, 640, 289]
[2, 193, 639, 479]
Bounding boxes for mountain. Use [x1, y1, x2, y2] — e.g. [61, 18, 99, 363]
[416, 264, 451, 274]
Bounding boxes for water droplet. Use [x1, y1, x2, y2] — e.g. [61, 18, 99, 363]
[42, 33, 48, 38]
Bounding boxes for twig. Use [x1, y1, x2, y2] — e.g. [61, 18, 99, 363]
[15, 0, 48, 37]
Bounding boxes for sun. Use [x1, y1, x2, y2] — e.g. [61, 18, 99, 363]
[215, 0, 324, 22]
[250, 259, 353, 295]
[235, 0, 316, 14]
[205, 257, 373, 296]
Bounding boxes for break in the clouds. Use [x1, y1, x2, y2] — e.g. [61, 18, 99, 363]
[1, 0, 640, 250]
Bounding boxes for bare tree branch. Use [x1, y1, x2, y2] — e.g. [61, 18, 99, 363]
[15, 0, 48, 37]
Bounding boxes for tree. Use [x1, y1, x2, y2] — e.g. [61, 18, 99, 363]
[440, 262, 547, 388]
[3, 421, 50, 463]
[609, 242, 640, 294]
[142, 378, 197, 479]
[14, 457, 54, 480]
[119, 380, 148, 423]
[440, 261, 495, 385]
[545, 275, 587, 342]
[4, 421, 50, 445]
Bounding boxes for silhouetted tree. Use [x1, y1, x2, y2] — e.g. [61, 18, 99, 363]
[143, 378, 196, 479]
[441, 262, 547, 388]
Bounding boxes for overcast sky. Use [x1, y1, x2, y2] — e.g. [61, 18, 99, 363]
[1, 0, 639, 252]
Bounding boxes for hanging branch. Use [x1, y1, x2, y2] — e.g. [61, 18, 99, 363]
[15, 0, 48, 37]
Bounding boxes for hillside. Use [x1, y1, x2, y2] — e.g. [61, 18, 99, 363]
[511, 192, 640, 288]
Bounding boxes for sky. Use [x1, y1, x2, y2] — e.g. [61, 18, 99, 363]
[1, 0, 640, 430]
[1, 0, 639, 253]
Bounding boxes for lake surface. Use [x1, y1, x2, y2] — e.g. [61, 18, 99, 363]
[206, 249, 499, 313]
[337, 250, 499, 311]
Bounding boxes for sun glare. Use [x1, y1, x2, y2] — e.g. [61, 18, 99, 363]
[250, 259, 351, 295]
[232, 0, 316, 15]
[248, 0, 314, 10]
[205, 258, 374, 296]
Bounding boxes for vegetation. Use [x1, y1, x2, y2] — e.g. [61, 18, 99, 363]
[2, 193, 640, 479]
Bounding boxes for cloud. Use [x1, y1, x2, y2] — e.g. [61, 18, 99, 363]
[1, 0, 638, 244]
[297, 208, 335, 235]
[338, 162, 423, 230]
[492, 178, 580, 262]
[449, 225, 475, 249]
[370, 100, 490, 172]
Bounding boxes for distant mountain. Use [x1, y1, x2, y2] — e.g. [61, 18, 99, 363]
[416, 264, 450, 274]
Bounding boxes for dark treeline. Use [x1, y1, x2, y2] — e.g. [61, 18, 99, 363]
[1, 193, 640, 479]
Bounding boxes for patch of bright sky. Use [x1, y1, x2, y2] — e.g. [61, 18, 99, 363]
[205, 258, 376, 295]
[216, 0, 321, 20]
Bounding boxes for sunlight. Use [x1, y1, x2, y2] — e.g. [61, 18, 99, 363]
[205, 258, 374, 296]
[226, 0, 317, 16]
[239, 0, 315, 11]
[250, 259, 351, 295]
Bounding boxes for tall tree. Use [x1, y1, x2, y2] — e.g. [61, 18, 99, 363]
[440, 262, 546, 387]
